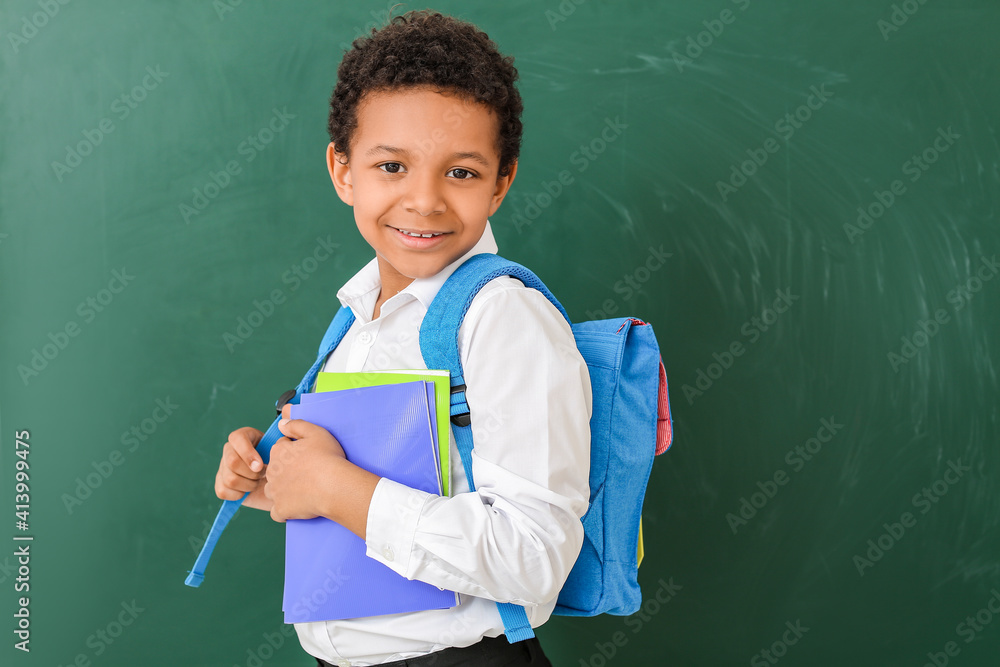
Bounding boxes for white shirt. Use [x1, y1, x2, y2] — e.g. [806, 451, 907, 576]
[293, 221, 592, 666]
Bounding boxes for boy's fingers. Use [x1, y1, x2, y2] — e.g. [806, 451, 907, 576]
[222, 448, 264, 483]
[220, 467, 258, 493]
[228, 431, 264, 475]
[216, 467, 256, 499]
[277, 417, 327, 441]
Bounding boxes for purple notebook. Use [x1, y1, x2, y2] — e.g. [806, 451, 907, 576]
[283, 381, 456, 623]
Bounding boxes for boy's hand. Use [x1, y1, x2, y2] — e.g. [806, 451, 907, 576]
[215, 426, 272, 512]
[264, 403, 347, 523]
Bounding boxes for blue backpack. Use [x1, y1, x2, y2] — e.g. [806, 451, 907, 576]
[187, 253, 674, 643]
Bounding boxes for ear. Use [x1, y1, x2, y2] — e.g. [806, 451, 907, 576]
[327, 142, 354, 206]
[487, 159, 518, 216]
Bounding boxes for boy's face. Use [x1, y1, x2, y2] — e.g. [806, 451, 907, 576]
[327, 86, 517, 291]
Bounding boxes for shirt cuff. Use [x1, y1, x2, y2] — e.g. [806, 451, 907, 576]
[364, 476, 433, 578]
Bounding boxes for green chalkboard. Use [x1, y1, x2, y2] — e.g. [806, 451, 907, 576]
[2, 0, 998, 665]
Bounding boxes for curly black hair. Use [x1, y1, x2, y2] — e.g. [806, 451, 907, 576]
[327, 9, 523, 178]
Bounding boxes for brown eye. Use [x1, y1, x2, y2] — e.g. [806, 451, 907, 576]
[379, 162, 403, 174]
[448, 168, 475, 180]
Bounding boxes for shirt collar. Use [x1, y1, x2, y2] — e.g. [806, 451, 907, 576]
[336, 220, 500, 322]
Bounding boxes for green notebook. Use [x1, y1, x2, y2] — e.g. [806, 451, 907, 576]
[315, 370, 452, 496]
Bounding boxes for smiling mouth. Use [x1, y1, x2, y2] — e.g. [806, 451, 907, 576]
[391, 226, 448, 238]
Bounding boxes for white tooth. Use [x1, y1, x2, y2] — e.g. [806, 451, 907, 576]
[400, 229, 440, 237]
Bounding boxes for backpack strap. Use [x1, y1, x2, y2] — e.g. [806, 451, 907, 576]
[420, 253, 569, 454]
[185, 306, 356, 587]
[420, 253, 570, 643]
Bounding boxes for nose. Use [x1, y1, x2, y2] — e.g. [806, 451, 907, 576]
[401, 170, 446, 217]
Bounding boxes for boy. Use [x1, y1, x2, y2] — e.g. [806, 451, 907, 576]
[214, 10, 591, 666]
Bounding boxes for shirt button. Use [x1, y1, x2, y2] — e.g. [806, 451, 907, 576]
[357, 331, 373, 345]
[383, 546, 394, 562]
[335, 660, 351, 667]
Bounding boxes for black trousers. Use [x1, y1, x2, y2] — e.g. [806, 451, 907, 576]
[314, 634, 552, 667]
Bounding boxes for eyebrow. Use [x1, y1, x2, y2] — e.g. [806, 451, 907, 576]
[364, 144, 492, 168]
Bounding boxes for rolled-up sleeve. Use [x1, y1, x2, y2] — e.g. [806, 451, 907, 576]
[364, 280, 592, 606]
